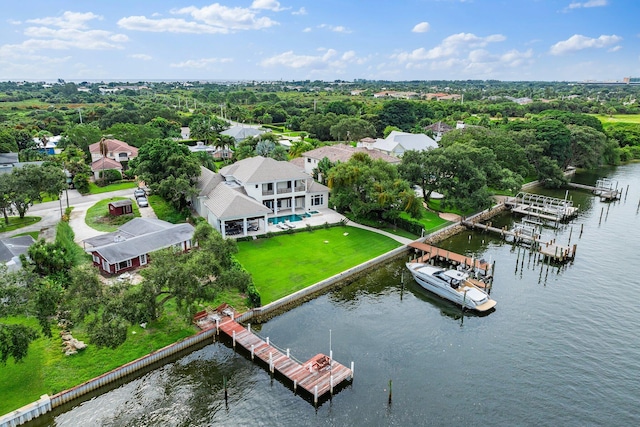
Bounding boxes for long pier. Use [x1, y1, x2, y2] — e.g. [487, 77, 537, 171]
[567, 179, 622, 201]
[194, 307, 353, 405]
[461, 221, 577, 263]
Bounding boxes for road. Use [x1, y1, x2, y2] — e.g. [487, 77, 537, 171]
[0, 188, 157, 244]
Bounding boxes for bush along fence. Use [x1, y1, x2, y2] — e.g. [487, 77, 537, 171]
[0, 328, 216, 427]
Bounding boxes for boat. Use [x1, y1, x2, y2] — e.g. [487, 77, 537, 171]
[406, 262, 497, 312]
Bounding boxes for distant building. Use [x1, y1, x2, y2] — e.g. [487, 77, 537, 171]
[359, 131, 438, 157]
[220, 125, 266, 143]
[89, 138, 138, 179]
[299, 143, 400, 176]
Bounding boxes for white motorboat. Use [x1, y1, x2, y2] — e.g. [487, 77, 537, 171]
[406, 262, 497, 312]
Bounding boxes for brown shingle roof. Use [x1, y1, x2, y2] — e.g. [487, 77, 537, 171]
[302, 144, 401, 164]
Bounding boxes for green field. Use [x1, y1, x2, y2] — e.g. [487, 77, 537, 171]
[88, 181, 138, 194]
[592, 113, 640, 124]
[235, 226, 401, 304]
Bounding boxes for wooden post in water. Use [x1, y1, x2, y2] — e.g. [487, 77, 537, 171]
[314, 385, 318, 405]
[568, 226, 573, 244]
[580, 223, 584, 237]
[224, 376, 228, 404]
[247, 323, 251, 334]
[388, 379, 393, 405]
[599, 207, 604, 224]
[232, 330, 236, 349]
[251, 344, 255, 360]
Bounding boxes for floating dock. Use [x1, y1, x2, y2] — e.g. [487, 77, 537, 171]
[194, 306, 353, 405]
[505, 192, 578, 224]
[567, 178, 622, 201]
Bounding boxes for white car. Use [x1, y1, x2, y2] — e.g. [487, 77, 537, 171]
[136, 196, 149, 207]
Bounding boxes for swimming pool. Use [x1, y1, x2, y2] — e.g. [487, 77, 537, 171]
[268, 214, 308, 224]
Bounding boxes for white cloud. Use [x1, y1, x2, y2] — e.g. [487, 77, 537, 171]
[317, 24, 352, 34]
[1, 11, 127, 56]
[412, 22, 430, 33]
[251, 0, 286, 12]
[261, 48, 368, 70]
[292, 7, 307, 15]
[567, 0, 608, 9]
[118, 16, 230, 34]
[26, 11, 102, 29]
[394, 32, 506, 62]
[129, 53, 152, 60]
[170, 57, 233, 68]
[549, 34, 622, 55]
[303, 27, 312, 33]
[120, 4, 278, 34]
[608, 45, 622, 52]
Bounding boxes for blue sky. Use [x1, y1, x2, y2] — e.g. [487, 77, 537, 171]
[1, 0, 638, 82]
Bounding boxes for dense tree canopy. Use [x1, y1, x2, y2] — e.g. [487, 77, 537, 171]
[129, 139, 201, 210]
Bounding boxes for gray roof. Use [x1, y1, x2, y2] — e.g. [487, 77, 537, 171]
[373, 131, 437, 153]
[0, 153, 19, 165]
[220, 156, 309, 184]
[90, 222, 195, 265]
[196, 166, 224, 197]
[109, 199, 132, 208]
[307, 179, 330, 194]
[204, 182, 271, 220]
[0, 235, 36, 263]
[220, 126, 265, 141]
[84, 217, 179, 248]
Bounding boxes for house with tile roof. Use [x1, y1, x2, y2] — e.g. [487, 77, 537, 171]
[84, 217, 195, 275]
[220, 125, 266, 143]
[361, 131, 438, 157]
[89, 138, 138, 179]
[192, 156, 329, 238]
[299, 143, 400, 176]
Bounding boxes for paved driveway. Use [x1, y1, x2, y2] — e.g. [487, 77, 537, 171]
[0, 188, 156, 244]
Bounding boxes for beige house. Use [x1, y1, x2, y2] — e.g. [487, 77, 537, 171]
[89, 138, 138, 179]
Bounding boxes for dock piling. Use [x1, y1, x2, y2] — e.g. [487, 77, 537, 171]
[232, 330, 236, 349]
[388, 379, 393, 405]
[251, 344, 255, 360]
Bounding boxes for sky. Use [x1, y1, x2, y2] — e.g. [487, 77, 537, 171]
[1, 0, 638, 82]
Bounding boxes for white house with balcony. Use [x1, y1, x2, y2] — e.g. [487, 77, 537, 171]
[192, 156, 329, 238]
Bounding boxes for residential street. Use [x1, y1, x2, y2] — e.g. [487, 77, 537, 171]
[0, 188, 156, 244]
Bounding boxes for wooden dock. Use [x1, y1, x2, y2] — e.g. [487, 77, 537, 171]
[408, 242, 493, 276]
[567, 179, 621, 201]
[194, 307, 353, 405]
[461, 221, 577, 263]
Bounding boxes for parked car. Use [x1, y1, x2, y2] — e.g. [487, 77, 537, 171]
[134, 188, 146, 198]
[136, 196, 149, 207]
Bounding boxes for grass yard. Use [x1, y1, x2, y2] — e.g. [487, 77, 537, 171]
[593, 113, 640, 124]
[88, 180, 138, 194]
[235, 226, 401, 304]
[0, 303, 196, 415]
[85, 197, 140, 232]
[0, 216, 41, 233]
[148, 195, 186, 223]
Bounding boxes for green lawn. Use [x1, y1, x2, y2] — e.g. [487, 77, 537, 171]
[235, 226, 401, 304]
[593, 113, 640, 124]
[88, 180, 138, 194]
[148, 195, 186, 223]
[85, 197, 140, 232]
[0, 304, 196, 415]
[0, 216, 41, 233]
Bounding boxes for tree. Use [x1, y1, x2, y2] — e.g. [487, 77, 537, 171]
[104, 123, 162, 147]
[0, 174, 16, 225]
[567, 125, 608, 169]
[379, 100, 416, 132]
[328, 153, 419, 221]
[329, 117, 376, 143]
[61, 123, 102, 155]
[129, 139, 201, 210]
[138, 223, 250, 320]
[9, 164, 65, 219]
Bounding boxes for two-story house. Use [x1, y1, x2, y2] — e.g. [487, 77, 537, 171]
[88, 138, 138, 179]
[192, 156, 329, 238]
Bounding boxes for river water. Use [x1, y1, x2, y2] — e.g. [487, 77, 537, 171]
[45, 164, 640, 426]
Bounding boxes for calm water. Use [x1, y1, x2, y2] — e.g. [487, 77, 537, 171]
[45, 164, 640, 426]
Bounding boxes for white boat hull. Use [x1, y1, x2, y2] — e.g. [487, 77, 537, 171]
[406, 263, 496, 312]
